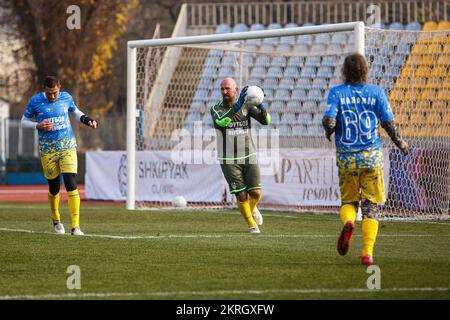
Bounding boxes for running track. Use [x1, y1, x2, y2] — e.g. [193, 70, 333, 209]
[0, 185, 123, 205]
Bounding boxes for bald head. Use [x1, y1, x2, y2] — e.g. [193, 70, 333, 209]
[220, 77, 239, 105]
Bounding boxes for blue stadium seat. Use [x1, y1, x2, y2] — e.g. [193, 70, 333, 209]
[287, 56, 304, 68]
[281, 113, 297, 124]
[389, 22, 404, 30]
[300, 66, 316, 78]
[273, 89, 291, 102]
[262, 88, 273, 101]
[314, 33, 330, 44]
[271, 56, 287, 68]
[406, 22, 421, 31]
[327, 44, 343, 54]
[276, 44, 292, 52]
[259, 44, 275, 52]
[250, 66, 267, 79]
[250, 23, 265, 31]
[216, 24, 231, 34]
[317, 66, 333, 78]
[298, 112, 312, 124]
[296, 78, 311, 90]
[222, 55, 237, 67]
[209, 89, 222, 101]
[267, 23, 282, 30]
[322, 56, 336, 67]
[278, 124, 292, 136]
[270, 101, 285, 113]
[267, 66, 284, 78]
[254, 56, 271, 68]
[232, 23, 248, 33]
[292, 124, 307, 136]
[286, 101, 301, 112]
[197, 77, 213, 90]
[191, 101, 206, 113]
[297, 34, 313, 45]
[311, 78, 328, 89]
[201, 66, 217, 80]
[303, 101, 317, 112]
[193, 89, 209, 102]
[284, 66, 300, 78]
[262, 78, 278, 90]
[306, 89, 323, 101]
[330, 33, 348, 44]
[310, 44, 326, 54]
[285, 22, 299, 28]
[390, 55, 405, 67]
[304, 56, 322, 67]
[217, 67, 237, 78]
[279, 78, 295, 90]
[291, 89, 307, 102]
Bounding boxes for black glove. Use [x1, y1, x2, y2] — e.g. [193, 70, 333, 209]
[80, 115, 97, 127]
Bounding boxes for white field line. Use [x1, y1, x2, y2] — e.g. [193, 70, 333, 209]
[0, 227, 449, 240]
[0, 287, 448, 300]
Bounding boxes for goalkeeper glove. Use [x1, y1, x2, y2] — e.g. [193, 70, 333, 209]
[80, 115, 97, 127]
[257, 103, 265, 111]
[233, 86, 248, 111]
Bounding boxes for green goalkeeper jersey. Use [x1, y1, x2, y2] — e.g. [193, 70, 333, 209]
[210, 101, 270, 162]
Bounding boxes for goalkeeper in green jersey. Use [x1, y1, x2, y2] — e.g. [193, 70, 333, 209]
[210, 77, 270, 234]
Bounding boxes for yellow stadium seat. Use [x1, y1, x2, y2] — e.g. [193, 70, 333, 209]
[423, 21, 438, 31]
[425, 77, 441, 89]
[431, 66, 448, 77]
[412, 77, 427, 89]
[421, 55, 435, 66]
[389, 89, 404, 101]
[428, 44, 443, 53]
[437, 54, 450, 66]
[411, 43, 429, 54]
[404, 89, 420, 101]
[433, 100, 447, 111]
[437, 21, 450, 30]
[401, 67, 415, 77]
[437, 89, 450, 100]
[416, 100, 432, 111]
[415, 66, 432, 77]
[408, 54, 423, 65]
[443, 44, 450, 54]
[420, 89, 436, 101]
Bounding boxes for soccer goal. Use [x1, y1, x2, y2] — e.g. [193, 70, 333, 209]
[126, 21, 449, 220]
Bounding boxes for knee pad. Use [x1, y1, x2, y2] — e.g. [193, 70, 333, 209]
[361, 199, 379, 220]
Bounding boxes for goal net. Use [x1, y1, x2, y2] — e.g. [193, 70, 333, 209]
[127, 22, 449, 220]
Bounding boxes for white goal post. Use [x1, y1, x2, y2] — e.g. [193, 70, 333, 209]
[126, 22, 365, 210]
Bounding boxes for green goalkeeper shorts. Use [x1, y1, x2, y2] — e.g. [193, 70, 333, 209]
[220, 160, 262, 194]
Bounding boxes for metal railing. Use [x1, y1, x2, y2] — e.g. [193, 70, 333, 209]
[187, 1, 449, 28]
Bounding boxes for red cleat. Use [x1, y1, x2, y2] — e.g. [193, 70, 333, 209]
[360, 255, 374, 266]
[337, 221, 355, 256]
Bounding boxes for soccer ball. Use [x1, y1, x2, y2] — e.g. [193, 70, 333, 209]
[172, 196, 187, 208]
[244, 85, 264, 106]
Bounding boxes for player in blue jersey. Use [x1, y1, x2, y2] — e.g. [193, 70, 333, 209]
[322, 53, 409, 265]
[21, 76, 98, 236]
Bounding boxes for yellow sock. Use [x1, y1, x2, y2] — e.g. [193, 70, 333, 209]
[362, 218, 379, 256]
[68, 190, 80, 229]
[48, 192, 60, 222]
[249, 193, 262, 213]
[340, 204, 357, 225]
[237, 200, 257, 228]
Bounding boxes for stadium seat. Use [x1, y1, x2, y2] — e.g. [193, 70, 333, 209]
[327, 44, 343, 54]
[277, 44, 292, 52]
[296, 78, 311, 90]
[271, 56, 287, 68]
[297, 34, 314, 46]
[193, 89, 209, 102]
[273, 89, 291, 102]
[321, 56, 337, 67]
[269, 112, 281, 125]
[406, 22, 422, 31]
[300, 66, 316, 78]
[216, 24, 231, 34]
[259, 44, 275, 52]
[437, 21, 450, 30]
[279, 78, 296, 90]
[304, 56, 322, 67]
[423, 21, 438, 31]
[218, 67, 237, 78]
[267, 66, 284, 78]
[254, 56, 271, 68]
[278, 124, 292, 136]
[311, 78, 328, 89]
[286, 101, 301, 112]
[250, 23, 265, 31]
[291, 89, 307, 102]
[330, 33, 347, 44]
[270, 101, 285, 113]
[389, 22, 404, 30]
[191, 101, 206, 113]
[292, 124, 307, 136]
[298, 112, 312, 124]
[280, 113, 297, 124]
[316, 66, 333, 78]
[284, 66, 300, 78]
[232, 23, 248, 33]
[314, 33, 330, 44]
[303, 101, 318, 112]
[250, 66, 268, 79]
[262, 78, 278, 90]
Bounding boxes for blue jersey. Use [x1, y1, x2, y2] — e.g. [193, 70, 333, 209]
[23, 91, 78, 154]
[324, 84, 394, 169]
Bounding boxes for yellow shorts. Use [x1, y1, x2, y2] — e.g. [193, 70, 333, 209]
[338, 167, 386, 204]
[40, 149, 78, 180]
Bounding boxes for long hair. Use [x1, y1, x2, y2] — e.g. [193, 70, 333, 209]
[342, 53, 369, 84]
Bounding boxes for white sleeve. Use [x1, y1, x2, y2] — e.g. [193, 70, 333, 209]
[21, 115, 38, 129]
[70, 107, 85, 122]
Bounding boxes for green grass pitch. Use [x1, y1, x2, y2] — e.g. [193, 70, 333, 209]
[0, 203, 449, 300]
